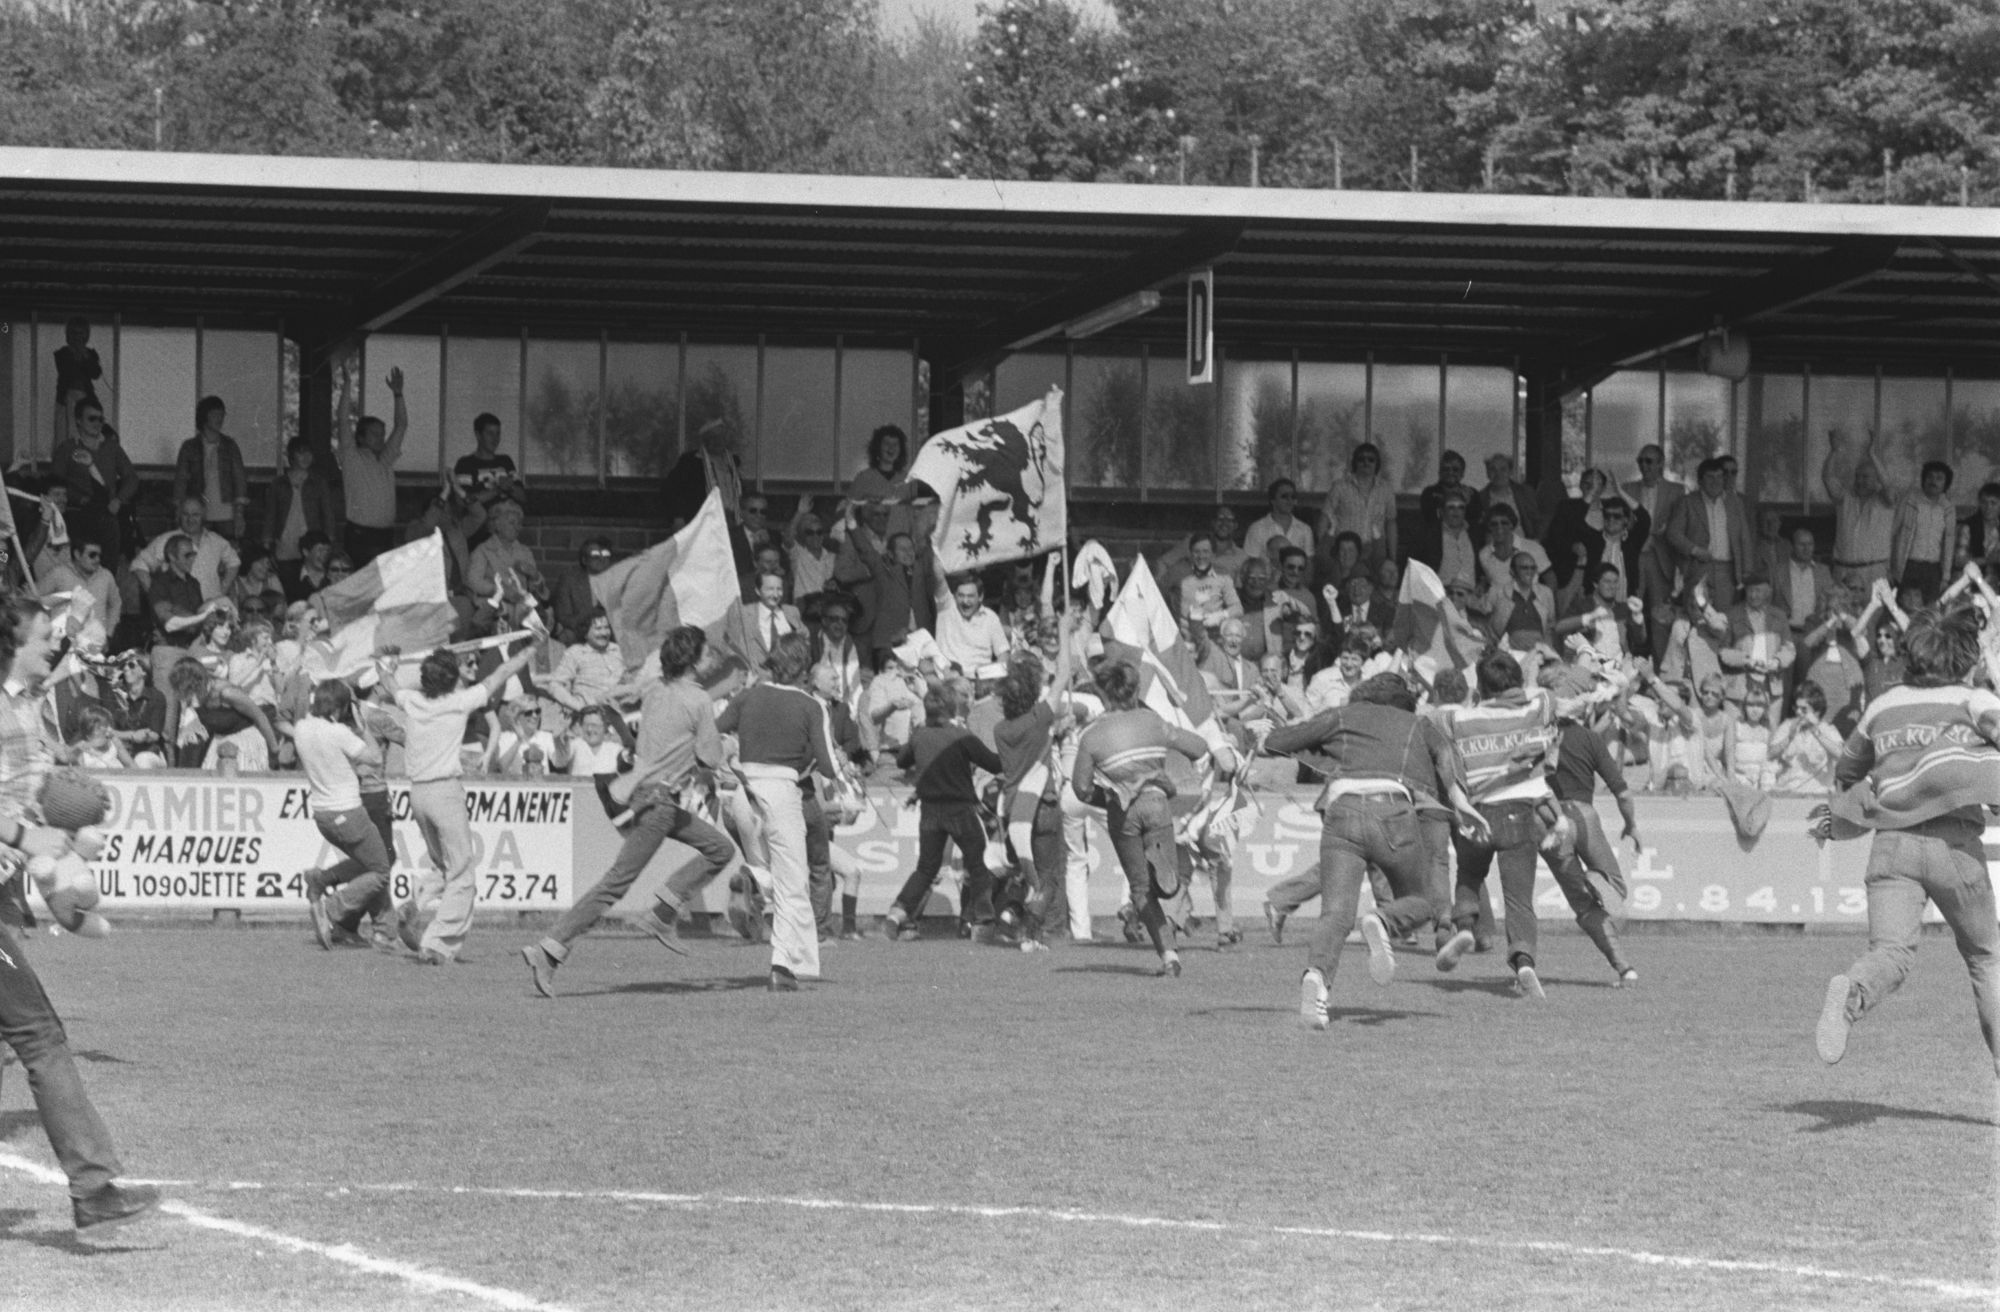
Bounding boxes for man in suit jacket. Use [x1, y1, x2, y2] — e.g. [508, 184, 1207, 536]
[741, 569, 803, 674]
[1662, 457, 1752, 608]
[1770, 527, 1836, 641]
[1412, 487, 1483, 591]
[1718, 575, 1795, 703]
[1622, 444, 1684, 654]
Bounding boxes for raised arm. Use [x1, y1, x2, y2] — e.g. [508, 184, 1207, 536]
[383, 368, 408, 467]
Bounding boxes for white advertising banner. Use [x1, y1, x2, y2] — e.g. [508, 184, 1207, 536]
[84, 776, 575, 911]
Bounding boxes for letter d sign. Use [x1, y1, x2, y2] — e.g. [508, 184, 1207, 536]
[1187, 268, 1214, 386]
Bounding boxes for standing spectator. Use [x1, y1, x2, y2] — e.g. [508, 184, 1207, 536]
[1891, 461, 1956, 602]
[1751, 507, 1788, 584]
[862, 649, 925, 756]
[134, 498, 240, 604]
[453, 413, 526, 519]
[230, 550, 288, 620]
[1961, 482, 2000, 569]
[466, 501, 548, 627]
[1244, 478, 1313, 568]
[935, 574, 1009, 676]
[1719, 575, 1796, 706]
[740, 570, 802, 673]
[51, 317, 102, 449]
[50, 398, 138, 565]
[849, 423, 914, 542]
[1471, 452, 1542, 539]
[1235, 557, 1284, 663]
[1158, 506, 1248, 594]
[1321, 442, 1396, 574]
[1474, 505, 1552, 606]
[843, 518, 936, 669]
[1176, 534, 1242, 636]
[264, 437, 339, 588]
[1623, 443, 1685, 656]
[336, 367, 408, 568]
[1415, 488, 1482, 592]
[1773, 528, 1834, 646]
[554, 538, 613, 643]
[172, 397, 249, 544]
[789, 512, 837, 603]
[1419, 449, 1472, 525]
[1823, 437, 1896, 592]
[286, 532, 334, 604]
[811, 595, 867, 718]
[1663, 457, 1750, 606]
[1540, 467, 1620, 592]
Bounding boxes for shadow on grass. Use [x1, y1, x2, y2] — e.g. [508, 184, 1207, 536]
[1409, 977, 1525, 998]
[564, 976, 788, 998]
[1053, 964, 1170, 978]
[0, 1207, 147, 1256]
[1328, 1006, 1444, 1026]
[1770, 1099, 2000, 1133]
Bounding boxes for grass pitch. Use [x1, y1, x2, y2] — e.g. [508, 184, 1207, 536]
[0, 920, 1993, 1311]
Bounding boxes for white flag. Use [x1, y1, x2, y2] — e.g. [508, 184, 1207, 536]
[911, 386, 1065, 574]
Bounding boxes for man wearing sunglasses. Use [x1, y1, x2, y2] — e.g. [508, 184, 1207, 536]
[38, 535, 117, 643]
[49, 399, 140, 566]
[1624, 444, 1685, 657]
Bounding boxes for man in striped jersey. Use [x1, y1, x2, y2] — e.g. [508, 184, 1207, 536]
[1815, 606, 2000, 1073]
[1437, 650, 1568, 999]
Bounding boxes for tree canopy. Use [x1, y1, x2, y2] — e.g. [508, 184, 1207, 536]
[2, 0, 1995, 202]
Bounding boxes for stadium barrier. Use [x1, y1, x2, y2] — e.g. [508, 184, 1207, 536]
[69, 771, 1961, 929]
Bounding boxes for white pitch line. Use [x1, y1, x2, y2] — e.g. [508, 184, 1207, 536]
[0, 1149, 568, 1312]
[92, 1173, 2000, 1305]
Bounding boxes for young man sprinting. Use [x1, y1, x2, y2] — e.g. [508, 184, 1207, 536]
[1815, 605, 2000, 1074]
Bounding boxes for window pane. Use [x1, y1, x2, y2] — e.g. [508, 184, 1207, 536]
[522, 338, 600, 480]
[6, 324, 31, 463]
[1589, 370, 1658, 485]
[993, 351, 1064, 417]
[118, 325, 196, 465]
[1144, 355, 1213, 489]
[1951, 379, 2000, 504]
[1369, 362, 1439, 494]
[1740, 374, 1805, 504]
[1443, 366, 1514, 483]
[1220, 356, 1291, 492]
[840, 348, 917, 489]
[683, 344, 757, 481]
[361, 334, 442, 477]
[1878, 377, 1948, 501]
[1663, 372, 1731, 485]
[444, 337, 521, 479]
[1071, 346, 1142, 489]
[199, 329, 281, 468]
[604, 340, 678, 480]
[1807, 375, 1877, 506]
[759, 346, 835, 483]
[1293, 362, 1365, 494]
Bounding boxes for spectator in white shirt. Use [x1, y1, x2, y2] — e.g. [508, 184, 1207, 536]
[1178, 534, 1243, 635]
[133, 497, 240, 602]
[1891, 460, 1956, 601]
[1321, 442, 1397, 573]
[935, 574, 1009, 675]
[789, 512, 838, 601]
[1244, 478, 1314, 567]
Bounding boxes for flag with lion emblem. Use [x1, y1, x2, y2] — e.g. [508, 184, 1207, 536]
[910, 386, 1065, 574]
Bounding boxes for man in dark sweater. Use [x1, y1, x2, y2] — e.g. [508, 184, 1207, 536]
[883, 683, 1005, 942]
[1547, 714, 1641, 985]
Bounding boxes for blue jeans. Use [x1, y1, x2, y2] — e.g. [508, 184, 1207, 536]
[316, 805, 393, 932]
[1846, 816, 2000, 1060]
[1452, 800, 1547, 968]
[546, 784, 737, 953]
[0, 920, 121, 1198]
[1306, 796, 1435, 981]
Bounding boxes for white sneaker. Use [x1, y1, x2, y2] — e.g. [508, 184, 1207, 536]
[1435, 929, 1475, 973]
[1299, 968, 1329, 1031]
[1515, 964, 1546, 1000]
[1360, 913, 1396, 987]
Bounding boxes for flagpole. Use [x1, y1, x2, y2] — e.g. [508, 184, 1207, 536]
[1, 479, 36, 591]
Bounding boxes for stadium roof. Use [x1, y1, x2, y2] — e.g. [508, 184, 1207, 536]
[3, 147, 1998, 387]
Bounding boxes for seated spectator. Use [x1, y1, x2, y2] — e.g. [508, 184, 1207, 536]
[264, 437, 339, 585]
[148, 533, 222, 689]
[554, 537, 613, 643]
[288, 531, 335, 602]
[1245, 652, 1309, 728]
[168, 656, 279, 771]
[134, 497, 240, 603]
[1769, 679, 1844, 792]
[1341, 570, 1395, 638]
[789, 511, 838, 604]
[1158, 505, 1248, 595]
[1178, 533, 1243, 637]
[39, 533, 117, 643]
[1723, 687, 1777, 790]
[1244, 478, 1313, 568]
[490, 700, 558, 775]
[1419, 449, 1472, 526]
[71, 703, 130, 770]
[547, 611, 629, 714]
[1484, 550, 1557, 651]
[999, 561, 1048, 653]
[324, 554, 354, 594]
[863, 649, 926, 757]
[232, 549, 288, 617]
[812, 593, 867, 716]
[467, 501, 548, 628]
[1275, 545, 1314, 616]
[102, 648, 168, 764]
[225, 615, 282, 710]
[935, 573, 1009, 677]
[557, 704, 629, 778]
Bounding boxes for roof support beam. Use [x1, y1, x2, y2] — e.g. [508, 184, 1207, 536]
[923, 219, 1245, 380]
[314, 198, 552, 363]
[1555, 236, 1902, 397]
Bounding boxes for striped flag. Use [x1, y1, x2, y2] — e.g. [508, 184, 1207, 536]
[1392, 559, 1478, 681]
[591, 488, 746, 676]
[1105, 553, 1220, 743]
[314, 531, 459, 678]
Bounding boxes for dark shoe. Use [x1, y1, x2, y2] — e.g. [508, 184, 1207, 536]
[969, 923, 998, 946]
[1264, 901, 1286, 946]
[880, 910, 908, 942]
[1360, 913, 1396, 987]
[637, 907, 688, 956]
[306, 892, 333, 951]
[416, 948, 458, 967]
[769, 966, 800, 993]
[369, 929, 400, 952]
[1157, 951, 1182, 978]
[328, 925, 370, 949]
[1472, 935, 1494, 954]
[299, 868, 328, 902]
[74, 1183, 160, 1233]
[1217, 929, 1243, 949]
[1118, 906, 1143, 944]
[521, 944, 558, 998]
[1435, 929, 1475, 973]
[396, 904, 422, 953]
[1816, 974, 1854, 1064]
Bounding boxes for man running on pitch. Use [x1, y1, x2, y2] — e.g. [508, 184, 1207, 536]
[1264, 672, 1489, 1029]
[522, 626, 737, 996]
[1815, 605, 2000, 1073]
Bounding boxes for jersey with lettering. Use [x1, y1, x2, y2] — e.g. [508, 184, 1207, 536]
[1438, 687, 1559, 805]
[1832, 683, 2000, 830]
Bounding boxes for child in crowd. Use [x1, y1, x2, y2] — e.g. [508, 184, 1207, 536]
[1770, 680, 1846, 792]
[1724, 688, 1776, 791]
[72, 703, 130, 770]
[559, 705, 630, 778]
